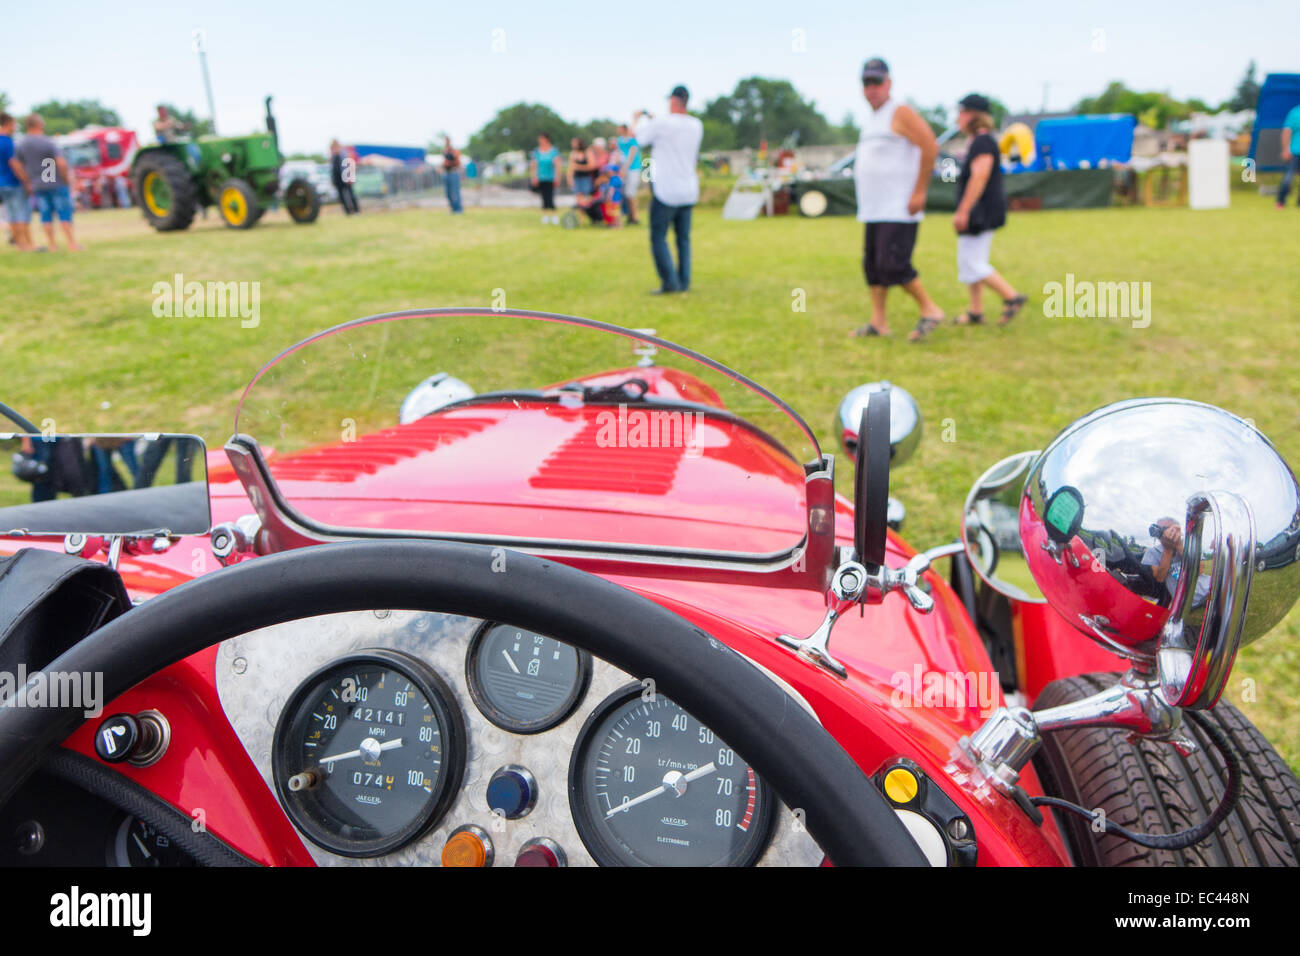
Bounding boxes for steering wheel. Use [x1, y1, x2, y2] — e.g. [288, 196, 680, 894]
[0, 540, 926, 866]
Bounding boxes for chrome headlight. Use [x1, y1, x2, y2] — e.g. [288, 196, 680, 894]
[836, 382, 921, 465]
[398, 373, 475, 424]
[1019, 398, 1300, 709]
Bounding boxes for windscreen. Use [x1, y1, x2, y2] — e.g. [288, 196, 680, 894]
[233, 309, 821, 559]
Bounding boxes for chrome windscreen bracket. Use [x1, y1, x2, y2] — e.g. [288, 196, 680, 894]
[776, 557, 867, 677]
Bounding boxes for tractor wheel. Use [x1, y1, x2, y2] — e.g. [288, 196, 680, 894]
[284, 178, 321, 224]
[217, 179, 260, 229]
[1032, 672, 1300, 866]
[133, 152, 198, 232]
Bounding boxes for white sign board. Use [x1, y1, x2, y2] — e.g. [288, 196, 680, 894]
[1188, 139, 1230, 210]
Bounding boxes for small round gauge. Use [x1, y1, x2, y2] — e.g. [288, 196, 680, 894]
[466, 622, 592, 733]
[569, 683, 775, 867]
[108, 815, 196, 868]
[272, 649, 465, 857]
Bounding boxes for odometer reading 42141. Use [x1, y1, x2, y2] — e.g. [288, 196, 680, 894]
[569, 684, 775, 866]
[272, 650, 465, 857]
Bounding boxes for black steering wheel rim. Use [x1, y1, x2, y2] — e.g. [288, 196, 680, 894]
[0, 540, 925, 866]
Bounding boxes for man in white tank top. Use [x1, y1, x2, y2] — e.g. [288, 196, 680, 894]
[852, 58, 945, 341]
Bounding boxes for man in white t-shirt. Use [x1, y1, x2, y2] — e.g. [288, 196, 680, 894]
[633, 85, 703, 294]
[851, 58, 944, 341]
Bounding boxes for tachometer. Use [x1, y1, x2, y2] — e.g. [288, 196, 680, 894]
[466, 622, 591, 733]
[568, 683, 775, 866]
[272, 650, 465, 857]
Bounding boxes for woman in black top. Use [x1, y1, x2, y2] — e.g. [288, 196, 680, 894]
[952, 93, 1026, 326]
[568, 138, 595, 198]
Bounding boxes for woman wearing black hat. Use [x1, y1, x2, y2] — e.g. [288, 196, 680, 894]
[951, 93, 1026, 327]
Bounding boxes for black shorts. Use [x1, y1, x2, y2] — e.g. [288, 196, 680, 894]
[862, 221, 919, 287]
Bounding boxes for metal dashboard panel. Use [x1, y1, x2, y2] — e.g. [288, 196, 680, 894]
[215, 609, 823, 867]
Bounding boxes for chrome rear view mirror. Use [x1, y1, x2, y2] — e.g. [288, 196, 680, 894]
[962, 451, 1045, 603]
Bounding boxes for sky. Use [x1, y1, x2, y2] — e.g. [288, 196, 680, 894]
[4, 0, 1296, 155]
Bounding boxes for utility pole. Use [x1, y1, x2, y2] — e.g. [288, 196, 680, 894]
[193, 29, 217, 136]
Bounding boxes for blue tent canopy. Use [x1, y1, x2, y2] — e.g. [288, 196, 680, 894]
[1027, 114, 1136, 171]
[352, 144, 428, 164]
[1250, 73, 1300, 172]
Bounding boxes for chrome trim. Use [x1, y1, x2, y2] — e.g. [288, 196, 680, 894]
[210, 514, 262, 567]
[128, 710, 171, 768]
[960, 668, 1196, 796]
[1157, 491, 1255, 709]
[863, 541, 965, 614]
[776, 558, 867, 677]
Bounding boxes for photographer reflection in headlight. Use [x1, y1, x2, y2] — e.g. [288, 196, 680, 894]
[1142, 517, 1210, 608]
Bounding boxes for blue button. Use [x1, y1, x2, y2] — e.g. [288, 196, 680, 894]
[487, 766, 537, 819]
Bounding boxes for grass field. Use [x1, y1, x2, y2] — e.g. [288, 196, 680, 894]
[2, 192, 1298, 770]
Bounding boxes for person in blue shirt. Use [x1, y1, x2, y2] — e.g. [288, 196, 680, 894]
[616, 123, 641, 225]
[529, 132, 562, 224]
[1277, 103, 1300, 208]
[0, 112, 35, 251]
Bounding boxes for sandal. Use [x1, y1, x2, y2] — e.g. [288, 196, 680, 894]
[851, 323, 890, 338]
[999, 294, 1028, 326]
[952, 311, 984, 326]
[908, 315, 943, 342]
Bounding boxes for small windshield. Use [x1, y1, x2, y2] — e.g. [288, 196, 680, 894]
[233, 309, 821, 560]
[63, 143, 100, 168]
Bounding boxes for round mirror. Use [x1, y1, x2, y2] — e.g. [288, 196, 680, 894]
[961, 450, 1044, 602]
[1020, 398, 1300, 700]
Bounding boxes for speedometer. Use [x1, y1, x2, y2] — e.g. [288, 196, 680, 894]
[272, 650, 465, 857]
[568, 683, 775, 866]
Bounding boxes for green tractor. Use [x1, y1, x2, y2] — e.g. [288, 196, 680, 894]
[132, 97, 320, 231]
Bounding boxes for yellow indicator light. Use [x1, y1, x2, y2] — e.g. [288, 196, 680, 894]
[442, 830, 489, 868]
[884, 767, 919, 804]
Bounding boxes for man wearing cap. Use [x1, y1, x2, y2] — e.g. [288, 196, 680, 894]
[851, 58, 945, 340]
[634, 85, 704, 294]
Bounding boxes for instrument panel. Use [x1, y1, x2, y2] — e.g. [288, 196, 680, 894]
[216, 610, 822, 867]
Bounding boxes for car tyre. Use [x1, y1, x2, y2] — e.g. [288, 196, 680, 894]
[1033, 672, 1300, 866]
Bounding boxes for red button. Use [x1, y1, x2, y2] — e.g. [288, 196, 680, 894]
[515, 843, 562, 867]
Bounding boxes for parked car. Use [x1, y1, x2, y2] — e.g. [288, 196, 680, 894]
[279, 160, 337, 204]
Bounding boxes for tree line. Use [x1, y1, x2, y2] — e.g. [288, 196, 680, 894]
[1, 62, 1261, 152]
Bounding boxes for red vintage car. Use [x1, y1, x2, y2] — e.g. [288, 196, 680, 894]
[0, 308, 1297, 869]
[58, 126, 140, 209]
